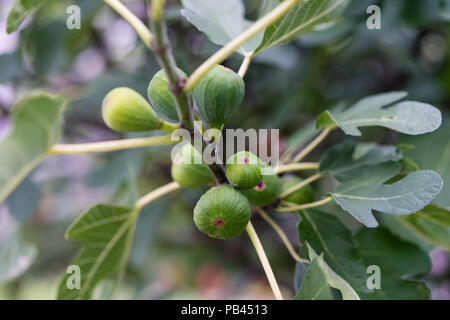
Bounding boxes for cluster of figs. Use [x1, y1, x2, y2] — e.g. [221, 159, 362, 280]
[102, 65, 313, 239]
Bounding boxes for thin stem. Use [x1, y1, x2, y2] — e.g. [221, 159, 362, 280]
[279, 172, 323, 199]
[104, 0, 152, 48]
[48, 135, 176, 155]
[134, 181, 180, 211]
[256, 208, 309, 264]
[238, 55, 253, 78]
[276, 162, 319, 174]
[245, 221, 284, 300]
[184, 0, 303, 92]
[277, 197, 333, 213]
[292, 127, 332, 163]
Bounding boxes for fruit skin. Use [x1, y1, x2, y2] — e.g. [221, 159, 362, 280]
[171, 144, 215, 189]
[280, 176, 314, 204]
[194, 186, 251, 239]
[242, 166, 280, 207]
[102, 87, 162, 132]
[147, 68, 187, 123]
[225, 151, 261, 190]
[193, 65, 245, 127]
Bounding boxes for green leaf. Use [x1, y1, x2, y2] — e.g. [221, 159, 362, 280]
[181, 0, 263, 55]
[57, 205, 138, 300]
[6, 0, 45, 34]
[6, 177, 40, 221]
[0, 210, 37, 285]
[0, 92, 66, 204]
[299, 209, 432, 299]
[399, 204, 450, 251]
[295, 244, 360, 300]
[254, 0, 348, 55]
[400, 118, 450, 207]
[319, 141, 402, 182]
[317, 92, 442, 136]
[332, 167, 443, 227]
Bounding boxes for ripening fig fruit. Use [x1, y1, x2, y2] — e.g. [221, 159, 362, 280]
[242, 166, 280, 207]
[193, 186, 251, 239]
[280, 176, 314, 204]
[171, 144, 215, 189]
[225, 151, 261, 190]
[102, 87, 174, 133]
[147, 68, 188, 123]
[193, 65, 245, 128]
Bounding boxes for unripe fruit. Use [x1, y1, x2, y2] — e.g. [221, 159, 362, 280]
[193, 65, 245, 128]
[225, 151, 261, 190]
[280, 176, 314, 204]
[171, 144, 215, 189]
[242, 166, 280, 207]
[147, 68, 187, 123]
[193, 186, 251, 239]
[102, 87, 162, 132]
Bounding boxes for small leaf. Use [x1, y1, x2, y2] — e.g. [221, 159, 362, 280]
[317, 92, 442, 136]
[332, 168, 443, 227]
[0, 209, 37, 285]
[0, 91, 66, 204]
[319, 141, 402, 182]
[254, 0, 348, 55]
[399, 204, 450, 251]
[6, 0, 45, 34]
[295, 244, 360, 300]
[57, 205, 138, 300]
[299, 209, 432, 299]
[181, 0, 263, 55]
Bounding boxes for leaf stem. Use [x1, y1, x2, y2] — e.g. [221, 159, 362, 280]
[104, 0, 152, 48]
[277, 197, 333, 212]
[134, 181, 180, 211]
[279, 172, 323, 199]
[48, 135, 177, 155]
[256, 208, 309, 264]
[292, 127, 332, 163]
[238, 54, 253, 78]
[276, 162, 319, 174]
[184, 0, 302, 92]
[245, 221, 284, 300]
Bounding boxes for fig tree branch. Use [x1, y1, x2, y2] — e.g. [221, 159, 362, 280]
[276, 162, 319, 174]
[48, 135, 177, 155]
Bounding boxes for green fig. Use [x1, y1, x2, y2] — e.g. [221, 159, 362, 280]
[102, 87, 175, 133]
[171, 144, 215, 189]
[147, 68, 188, 123]
[242, 166, 280, 207]
[193, 65, 245, 128]
[225, 151, 261, 190]
[194, 186, 251, 239]
[280, 176, 314, 204]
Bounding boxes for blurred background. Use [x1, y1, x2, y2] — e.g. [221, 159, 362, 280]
[0, 0, 449, 299]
